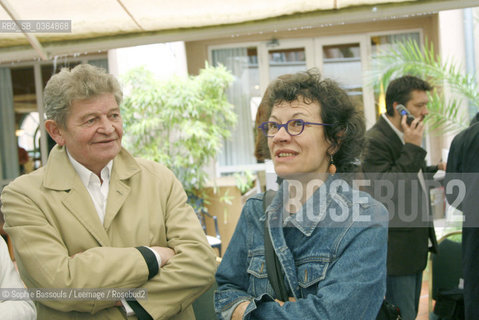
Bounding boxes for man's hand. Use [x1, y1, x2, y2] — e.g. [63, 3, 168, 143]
[232, 301, 250, 320]
[402, 115, 424, 146]
[150, 247, 175, 267]
[438, 161, 447, 171]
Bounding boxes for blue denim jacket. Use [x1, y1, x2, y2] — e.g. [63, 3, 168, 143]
[215, 177, 388, 320]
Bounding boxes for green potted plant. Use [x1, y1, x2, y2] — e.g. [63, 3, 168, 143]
[120, 63, 237, 212]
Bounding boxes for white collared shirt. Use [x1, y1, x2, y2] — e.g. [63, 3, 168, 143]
[67, 150, 112, 224]
[382, 113, 404, 144]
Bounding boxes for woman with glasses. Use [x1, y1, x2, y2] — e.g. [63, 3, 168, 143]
[215, 69, 389, 319]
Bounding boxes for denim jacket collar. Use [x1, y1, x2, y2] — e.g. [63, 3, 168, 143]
[267, 176, 352, 237]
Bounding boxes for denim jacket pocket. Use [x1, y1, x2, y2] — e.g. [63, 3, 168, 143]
[297, 258, 330, 297]
[246, 253, 275, 297]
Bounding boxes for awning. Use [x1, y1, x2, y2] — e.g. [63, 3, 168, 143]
[1, 0, 478, 63]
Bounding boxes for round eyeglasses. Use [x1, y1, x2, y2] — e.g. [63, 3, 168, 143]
[258, 119, 331, 137]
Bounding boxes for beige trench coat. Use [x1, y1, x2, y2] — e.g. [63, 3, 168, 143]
[1, 146, 216, 319]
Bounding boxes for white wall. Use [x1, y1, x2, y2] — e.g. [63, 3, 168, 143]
[474, 8, 479, 82]
[438, 9, 467, 99]
[437, 9, 468, 157]
[108, 42, 188, 80]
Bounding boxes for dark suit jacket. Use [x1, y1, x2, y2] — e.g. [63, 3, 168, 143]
[445, 120, 479, 320]
[445, 121, 479, 214]
[361, 116, 438, 276]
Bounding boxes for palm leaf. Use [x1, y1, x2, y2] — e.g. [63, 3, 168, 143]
[426, 92, 468, 133]
[370, 39, 479, 134]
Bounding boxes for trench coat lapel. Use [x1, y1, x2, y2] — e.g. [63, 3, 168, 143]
[43, 146, 111, 246]
[62, 187, 111, 246]
[103, 149, 140, 230]
[103, 180, 130, 231]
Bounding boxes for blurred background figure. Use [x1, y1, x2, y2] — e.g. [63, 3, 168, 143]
[445, 112, 479, 320]
[17, 146, 29, 175]
[0, 236, 36, 320]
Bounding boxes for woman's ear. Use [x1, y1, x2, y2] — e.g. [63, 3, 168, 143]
[45, 120, 66, 146]
[327, 128, 345, 155]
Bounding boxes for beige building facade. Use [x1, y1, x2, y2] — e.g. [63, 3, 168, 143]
[1, 1, 478, 181]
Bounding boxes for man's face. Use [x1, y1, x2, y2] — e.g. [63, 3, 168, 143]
[49, 93, 123, 174]
[405, 89, 429, 121]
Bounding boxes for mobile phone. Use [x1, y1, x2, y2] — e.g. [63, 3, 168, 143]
[395, 104, 415, 125]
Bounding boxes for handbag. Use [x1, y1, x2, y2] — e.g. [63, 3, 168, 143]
[262, 190, 401, 320]
[376, 300, 402, 320]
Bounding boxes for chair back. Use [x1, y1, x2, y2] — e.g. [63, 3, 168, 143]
[192, 198, 222, 256]
[197, 209, 207, 234]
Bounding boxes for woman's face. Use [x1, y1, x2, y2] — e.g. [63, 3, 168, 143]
[267, 99, 332, 179]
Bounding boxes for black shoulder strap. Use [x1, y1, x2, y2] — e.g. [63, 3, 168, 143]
[263, 190, 289, 301]
[262, 189, 276, 212]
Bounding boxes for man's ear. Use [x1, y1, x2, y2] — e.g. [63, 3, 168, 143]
[45, 120, 65, 146]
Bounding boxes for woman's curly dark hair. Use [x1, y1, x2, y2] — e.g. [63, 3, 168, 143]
[254, 69, 365, 173]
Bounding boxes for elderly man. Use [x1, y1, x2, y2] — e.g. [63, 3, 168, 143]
[1, 64, 216, 320]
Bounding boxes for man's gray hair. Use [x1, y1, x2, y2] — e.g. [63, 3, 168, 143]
[44, 64, 123, 128]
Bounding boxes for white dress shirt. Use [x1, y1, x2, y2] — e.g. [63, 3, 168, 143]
[67, 151, 111, 225]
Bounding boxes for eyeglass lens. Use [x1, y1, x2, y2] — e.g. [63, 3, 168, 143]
[266, 119, 304, 136]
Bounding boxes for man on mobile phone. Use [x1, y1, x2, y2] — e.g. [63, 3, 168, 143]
[361, 75, 446, 320]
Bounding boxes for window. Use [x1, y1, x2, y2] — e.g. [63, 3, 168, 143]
[209, 31, 422, 174]
[322, 43, 364, 114]
[212, 46, 259, 169]
[210, 40, 313, 174]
